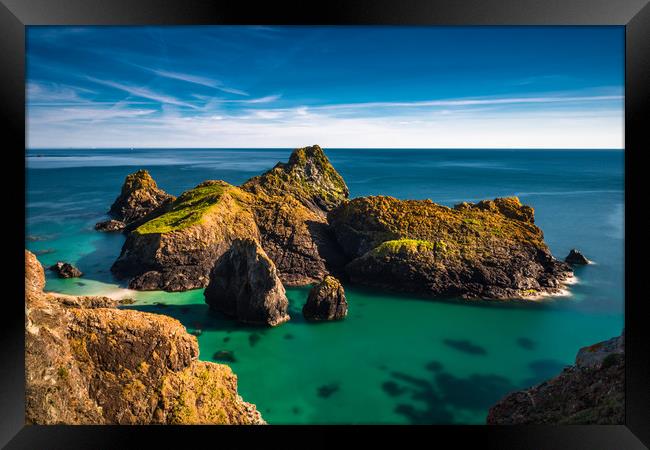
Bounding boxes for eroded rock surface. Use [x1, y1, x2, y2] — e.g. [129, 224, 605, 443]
[25, 250, 264, 425]
[94, 219, 126, 232]
[302, 275, 348, 321]
[204, 239, 290, 326]
[487, 332, 624, 424]
[329, 196, 573, 300]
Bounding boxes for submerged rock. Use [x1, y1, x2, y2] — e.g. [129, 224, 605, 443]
[302, 275, 348, 321]
[487, 331, 624, 424]
[328, 195, 573, 300]
[25, 250, 264, 425]
[49, 261, 83, 278]
[204, 238, 290, 327]
[94, 219, 126, 232]
[565, 249, 589, 265]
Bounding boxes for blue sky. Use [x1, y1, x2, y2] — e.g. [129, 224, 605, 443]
[26, 26, 624, 149]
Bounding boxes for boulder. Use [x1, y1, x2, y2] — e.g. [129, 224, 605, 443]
[49, 262, 83, 278]
[328, 196, 573, 300]
[565, 249, 590, 265]
[25, 250, 264, 425]
[303, 275, 348, 321]
[94, 219, 126, 232]
[204, 238, 290, 326]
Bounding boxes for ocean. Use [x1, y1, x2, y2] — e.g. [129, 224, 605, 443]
[25, 148, 624, 424]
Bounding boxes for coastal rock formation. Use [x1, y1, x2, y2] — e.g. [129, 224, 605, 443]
[241, 145, 349, 285]
[25, 250, 264, 425]
[204, 239, 290, 326]
[487, 332, 624, 424]
[100, 169, 175, 229]
[328, 196, 573, 299]
[111, 181, 261, 291]
[302, 275, 348, 321]
[49, 261, 83, 278]
[565, 249, 590, 265]
[94, 219, 126, 232]
[111, 146, 348, 291]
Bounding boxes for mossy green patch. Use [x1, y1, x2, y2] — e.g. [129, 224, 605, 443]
[134, 181, 236, 235]
[372, 239, 438, 256]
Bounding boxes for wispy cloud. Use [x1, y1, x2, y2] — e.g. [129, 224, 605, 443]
[137, 66, 250, 96]
[86, 77, 198, 108]
[311, 94, 623, 111]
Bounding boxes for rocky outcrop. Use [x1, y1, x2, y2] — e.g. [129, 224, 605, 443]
[328, 196, 573, 300]
[487, 332, 624, 424]
[565, 249, 590, 265]
[302, 275, 348, 321]
[49, 262, 83, 278]
[98, 169, 175, 230]
[25, 250, 264, 425]
[94, 219, 126, 232]
[111, 181, 260, 291]
[204, 239, 290, 326]
[111, 146, 348, 291]
[241, 144, 349, 285]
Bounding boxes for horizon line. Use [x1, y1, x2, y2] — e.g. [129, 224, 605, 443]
[26, 147, 625, 151]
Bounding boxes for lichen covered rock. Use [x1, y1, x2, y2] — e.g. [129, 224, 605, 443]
[111, 181, 260, 291]
[112, 146, 348, 291]
[487, 332, 624, 424]
[204, 239, 290, 326]
[25, 250, 264, 425]
[302, 275, 348, 321]
[329, 195, 572, 299]
[242, 145, 349, 285]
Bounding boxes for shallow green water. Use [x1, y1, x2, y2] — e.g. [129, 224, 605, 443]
[28, 148, 624, 424]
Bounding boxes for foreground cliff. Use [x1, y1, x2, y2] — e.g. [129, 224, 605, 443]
[25, 250, 264, 425]
[487, 332, 624, 424]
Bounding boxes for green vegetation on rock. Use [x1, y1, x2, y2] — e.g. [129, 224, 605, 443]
[134, 181, 247, 235]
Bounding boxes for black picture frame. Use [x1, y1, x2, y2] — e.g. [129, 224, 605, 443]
[2, 0, 648, 448]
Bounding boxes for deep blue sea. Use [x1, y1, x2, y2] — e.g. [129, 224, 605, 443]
[26, 148, 624, 424]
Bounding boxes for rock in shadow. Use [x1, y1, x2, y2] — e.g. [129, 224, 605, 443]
[516, 337, 537, 350]
[443, 339, 487, 356]
[317, 383, 340, 398]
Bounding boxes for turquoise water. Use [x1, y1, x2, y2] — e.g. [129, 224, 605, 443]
[26, 148, 624, 424]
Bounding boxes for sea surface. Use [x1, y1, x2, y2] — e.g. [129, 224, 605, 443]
[26, 148, 624, 424]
